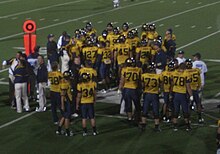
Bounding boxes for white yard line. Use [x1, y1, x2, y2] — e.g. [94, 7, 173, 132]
[132, 1, 220, 29]
[0, 0, 87, 19]
[1, 1, 220, 129]
[0, 111, 36, 129]
[0, 0, 17, 5]
[1, 0, 219, 41]
[0, 81, 9, 85]
[0, 68, 9, 73]
[177, 30, 220, 50]
[0, 0, 157, 41]
[204, 59, 220, 63]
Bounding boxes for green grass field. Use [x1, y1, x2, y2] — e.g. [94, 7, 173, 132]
[0, 0, 220, 153]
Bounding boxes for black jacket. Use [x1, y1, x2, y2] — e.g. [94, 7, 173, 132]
[37, 63, 48, 83]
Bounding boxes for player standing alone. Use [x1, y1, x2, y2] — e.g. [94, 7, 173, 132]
[76, 73, 98, 136]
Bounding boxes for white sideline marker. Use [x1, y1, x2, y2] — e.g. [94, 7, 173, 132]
[207, 26, 212, 29]
[83, 20, 88, 23]
[40, 18, 45, 21]
[185, 2, 189, 4]
[159, 24, 164, 27]
[204, 59, 220, 63]
[191, 25, 196, 28]
[198, 2, 202, 5]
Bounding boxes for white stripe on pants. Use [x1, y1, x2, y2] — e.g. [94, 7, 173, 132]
[38, 82, 47, 110]
[15, 82, 29, 113]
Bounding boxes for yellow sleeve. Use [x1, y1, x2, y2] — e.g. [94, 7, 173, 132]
[136, 47, 141, 54]
[98, 48, 102, 55]
[60, 80, 68, 90]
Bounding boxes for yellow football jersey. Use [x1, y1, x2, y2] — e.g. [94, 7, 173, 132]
[121, 31, 128, 37]
[161, 70, 173, 93]
[98, 47, 112, 64]
[107, 34, 119, 48]
[185, 68, 201, 91]
[82, 46, 98, 64]
[126, 38, 139, 50]
[172, 70, 190, 94]
[136, 46, 152, 64]
[69, 44, 80, 58]
[79, 67, 97, 80]
[98, 35, 107, 43]
[115, 43, 131, 65]
[142, 73, 162, 94]
[60, 79, 72, 102]
[148, 31, 158, 39]
[141, 32, 148, 40]
[86, 29, 97, 36]
[48, 71, 63, 93]
[77, 81, 96, 104]
[121, 67, 141, 89]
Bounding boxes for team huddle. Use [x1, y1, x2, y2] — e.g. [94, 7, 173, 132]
[3, 21, 207, 137]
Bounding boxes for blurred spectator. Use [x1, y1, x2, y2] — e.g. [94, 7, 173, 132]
[57, 31, 67, 51]
[47, 34, 59, 71]
[69, 56, 81, 117]
[153, 41, 167, 74]
[14, 59, 30, 113]
[192, 52, 207, 89]
[36, 55, 48, 112]
[164, 29, 176, 59]
[2, 51, 22, 109]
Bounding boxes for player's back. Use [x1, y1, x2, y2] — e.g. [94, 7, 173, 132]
[48, 71, 63, 92]
[161, 70, 173, 93]
[172, 70, 189, 94]
[122, 66, 141, 89]
[142, 73, 161, 94]
[77, 81, 96, 104]
[185, 68, 201, 90]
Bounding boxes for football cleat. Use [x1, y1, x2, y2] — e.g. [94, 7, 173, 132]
[65, 131, 74, 137]
[82, 132, 87, 137]
[56, 130, 64, 135]
[198, 118, 204, 124]
[186, 125, 192, 132]
[93, 131, 99, 136]
[173, 126, 178, 132]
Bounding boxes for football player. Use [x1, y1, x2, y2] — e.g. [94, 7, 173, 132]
[118, 58, 142, 122]
[136, 39, 155, 66]
[161, 61, 175, 122]
[106, 22, 114, 35]
[56, 70, 74, 137]
[107, 27, 120, 48]
[140, 62, 162, 132]
[85, 22, 97, 36]
[171, 63, 193, 131]
[114, 35, 131, 83]
[79, 60, 97, 82]
[121, 22, 129, 37]
[81, 40, 98, 67]
[185, 59, 203, 123]
[97, 41, 113, 92]
[76, 73, 98, 136]
[141, 23, 149, 40]
[113, 0, 120, 8]
[69, 36, 80, 60]
[98, 30, 108, 43]
[148, 23, 158, 40]
[48, 62, 63, 124]
[126, 30, 140, 56]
